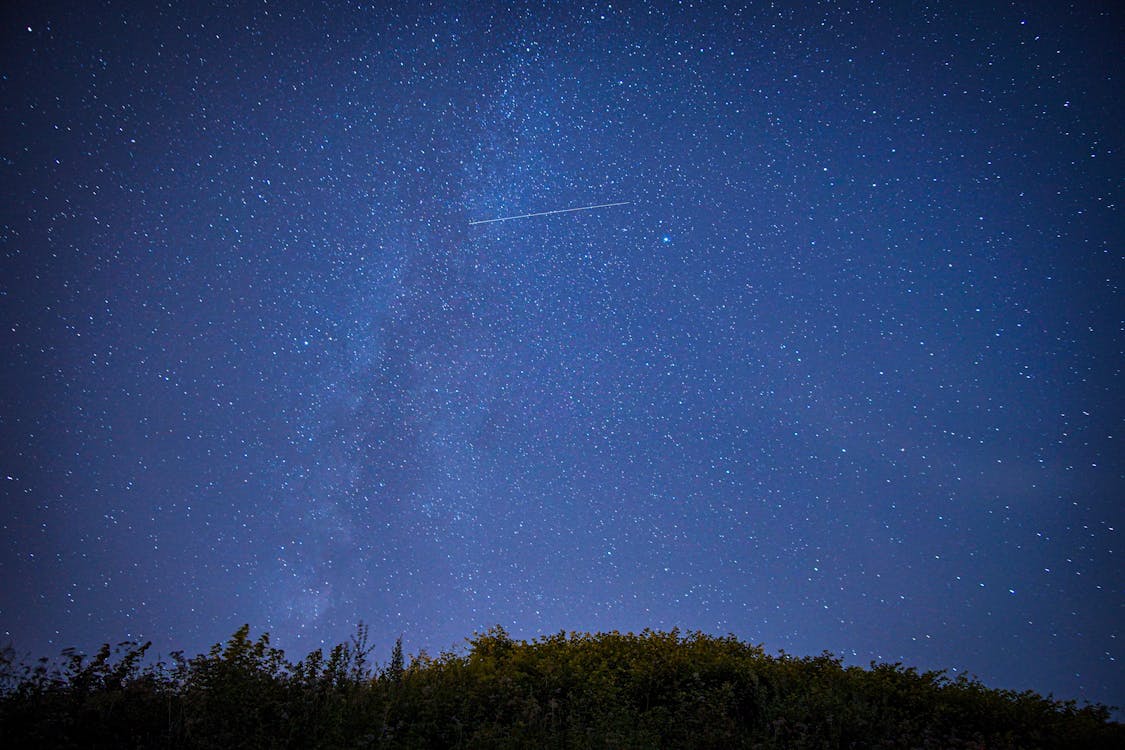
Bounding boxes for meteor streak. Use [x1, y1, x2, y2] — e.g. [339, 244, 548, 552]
[469, 200, 631, 225]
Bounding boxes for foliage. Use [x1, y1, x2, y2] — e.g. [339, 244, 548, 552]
[0, 625, 1120, 748]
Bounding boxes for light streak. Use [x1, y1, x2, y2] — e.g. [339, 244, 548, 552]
[469, 201, 631, 225]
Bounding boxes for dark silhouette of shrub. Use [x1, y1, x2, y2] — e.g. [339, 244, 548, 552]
[1, 625, 1120, 748]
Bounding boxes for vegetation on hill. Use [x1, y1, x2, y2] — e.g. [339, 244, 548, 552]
[1, 624, 1119, 748]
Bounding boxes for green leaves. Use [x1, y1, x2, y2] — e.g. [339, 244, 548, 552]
[1, 625, 1121, 749]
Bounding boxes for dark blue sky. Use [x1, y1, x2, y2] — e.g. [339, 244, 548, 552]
[2, 0, 1121, 711]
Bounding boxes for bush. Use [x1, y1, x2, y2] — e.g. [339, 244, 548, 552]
[1, 626, 1120, 749]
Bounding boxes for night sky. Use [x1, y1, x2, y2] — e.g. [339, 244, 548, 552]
[2, 0, 1122, 712]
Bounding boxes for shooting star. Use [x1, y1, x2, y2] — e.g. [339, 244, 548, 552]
[469, 200, 631, 226]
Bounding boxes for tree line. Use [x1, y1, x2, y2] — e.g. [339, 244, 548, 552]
[1, 624, 1120, 748]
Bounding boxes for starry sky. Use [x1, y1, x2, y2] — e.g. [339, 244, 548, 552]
[2, 0, 1122, 711]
